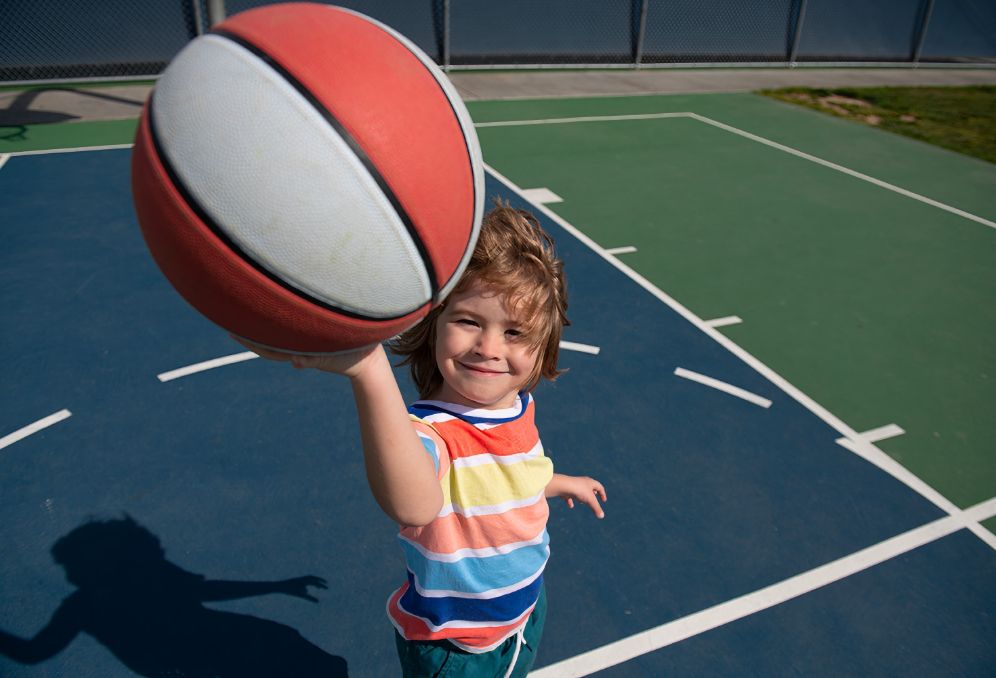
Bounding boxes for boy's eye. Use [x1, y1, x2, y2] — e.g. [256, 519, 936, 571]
[456, 318, 478, 327]
[505, 328, 523, 338]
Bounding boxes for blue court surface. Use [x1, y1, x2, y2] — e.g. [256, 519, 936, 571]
[1, 148, 994, 676]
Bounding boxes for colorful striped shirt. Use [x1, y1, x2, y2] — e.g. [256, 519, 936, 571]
[386, 392, 554, 653]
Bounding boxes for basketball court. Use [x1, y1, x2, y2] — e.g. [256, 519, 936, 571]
[2, 88, 994, 676]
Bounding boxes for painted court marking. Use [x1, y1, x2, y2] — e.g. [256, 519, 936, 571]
[478, 112, 996, 231]
[7, 143, 133, 157]
[836, 423, 905, 450]
[486, 162, 996, 670]
[0, 153, 9, 172]
[559, 340, 601, 356]
[521, 187, 564, 204]
[1, 409, 72, 451]
[531, 495, 996, 677]
[157, 351, 258, 382]
[674, 367, 772, 409]
[604, 246, 638, 256]
[704, 315, 743, 329]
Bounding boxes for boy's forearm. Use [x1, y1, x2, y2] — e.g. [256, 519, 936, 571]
[350, 347, 443, 526]
[545, 473, 567, 498]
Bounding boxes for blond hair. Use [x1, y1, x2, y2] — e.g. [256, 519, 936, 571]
[390, 200, 569, 399]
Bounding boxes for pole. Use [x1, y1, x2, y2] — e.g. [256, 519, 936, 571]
[206, 0, 226, 27]
[788, 0, 808, 66]
[635, 0, 649, 69]
[911, 0, 936, 67]
[191, 0, 204, 35]
[443, 0, 451, 72]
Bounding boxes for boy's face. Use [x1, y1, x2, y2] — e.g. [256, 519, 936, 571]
[432, 282, 540, 410]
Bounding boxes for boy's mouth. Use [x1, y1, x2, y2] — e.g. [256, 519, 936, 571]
[458, 362, 507, 376]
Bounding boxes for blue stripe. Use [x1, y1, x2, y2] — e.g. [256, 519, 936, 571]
[399, 571, 543, 626]
[400, 531, 549, 594]
[409, 392, 531, 425]
[416, 432, 440, 474]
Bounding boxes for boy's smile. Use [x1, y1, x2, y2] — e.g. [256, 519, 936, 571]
[432, 282, 540, 410]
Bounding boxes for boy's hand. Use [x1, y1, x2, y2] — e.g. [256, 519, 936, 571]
[546, 473, 606, 519]
[231, 335, 380, 378]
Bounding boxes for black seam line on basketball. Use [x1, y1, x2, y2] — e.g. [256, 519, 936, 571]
[146, 92, 410, 322]
[370, 25, 478, 296]
[210, 28, 440, 304]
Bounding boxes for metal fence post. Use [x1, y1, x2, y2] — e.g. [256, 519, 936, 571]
[634, 0, 649, 69]
[443, 0, 451, 72]
[788, 0, 808, 66]
[911, 0, 936, 67]
[206, 0, 226, 27]
[191, 0, 205, 35]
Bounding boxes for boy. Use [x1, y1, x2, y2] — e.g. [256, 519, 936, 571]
[241, 202, 605, 677]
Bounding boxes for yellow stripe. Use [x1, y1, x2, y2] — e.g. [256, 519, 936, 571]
[442, 457, 553, 510]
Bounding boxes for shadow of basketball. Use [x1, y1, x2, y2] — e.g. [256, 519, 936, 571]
[0, 515, 348, 677]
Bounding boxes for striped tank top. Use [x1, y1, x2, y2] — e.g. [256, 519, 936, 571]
[386, 392, 554, 653]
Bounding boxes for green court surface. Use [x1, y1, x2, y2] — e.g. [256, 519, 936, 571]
[467, 92, 996, 531]
[0, 118, 138, 154]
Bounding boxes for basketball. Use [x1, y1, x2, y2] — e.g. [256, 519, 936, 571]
[131, 3, 483, 353]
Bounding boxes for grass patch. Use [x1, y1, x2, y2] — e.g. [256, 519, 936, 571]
[760, 85, 996, 164]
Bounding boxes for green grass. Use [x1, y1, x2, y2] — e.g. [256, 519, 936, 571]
[760, 86, 996, 164]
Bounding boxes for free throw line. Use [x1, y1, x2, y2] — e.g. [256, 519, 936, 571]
[158, 351, 258, 382]
[1, 409, 72, 450]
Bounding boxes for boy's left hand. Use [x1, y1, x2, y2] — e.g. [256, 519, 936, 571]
[548, 474, 606, 519]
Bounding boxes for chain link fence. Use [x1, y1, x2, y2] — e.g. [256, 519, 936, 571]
[1, 0, 993, 84]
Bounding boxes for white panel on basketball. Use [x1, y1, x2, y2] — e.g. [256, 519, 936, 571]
[151, 33, 432, 318]
[338, 7, 484, 300]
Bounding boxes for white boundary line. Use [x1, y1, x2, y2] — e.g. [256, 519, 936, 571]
[559, 340, 601, 356]
[157, 351, 258, 382]
[674, 367, 772, 408]
[1, 409, 72, 450]
[531, 495, 996, 677]
[477, 112, 996, 231]
[7, 143, 134, 157]
[486, 161, 993, 545]
[0, 153, 10, 172]
[521, 187, 564, 204]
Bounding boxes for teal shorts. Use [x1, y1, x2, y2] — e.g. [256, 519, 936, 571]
[394, 586, 547, 678]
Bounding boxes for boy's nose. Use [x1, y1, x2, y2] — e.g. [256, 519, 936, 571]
[475, 330, 503, 358]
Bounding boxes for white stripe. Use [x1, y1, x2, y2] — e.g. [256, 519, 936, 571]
[559, 340, 601, 355]
[522, 187, 564, 204]
[704, 315, 743, 329]
[674, 367, 773, 409]
[157, 351, 258, 382]
[531, 497, 996, 677]
[452, 440, 544, 469]
[487, 163, 985, 545]
[836, 423, 906, 448]
[604, 246, 637, 255]
[438, 490, 546, 518]
[0, 154, 9, 171]
[410, 559, 546, 600]
[8, 144, 133, 157]
[687, 112, 996, 231]
[475, 112, 692, 128]
[1, 409, 72, 450]
[401, 531, 547, 563]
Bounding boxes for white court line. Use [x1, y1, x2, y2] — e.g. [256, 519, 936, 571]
[704, 315, 743, 329]
[836, 423, 905, 449]
[8, 143, 134, 157]
[480, 112, 995, 230]
[485, 161, 992, 545]
[1, 409, 72, 450]
[559, 340, 601, 356]
[674, 367, 772, 409]
[157, 351, 258, 382]
[531, 495, 996, 677]
[521, 187, 564, 204]
[0, 153, 9, 172]
[686, 112, 996, 231]
[475, 112, 692, 128]
[604, 246, 638, 255]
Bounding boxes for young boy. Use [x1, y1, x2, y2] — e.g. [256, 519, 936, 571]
[240, 203, 606, 677]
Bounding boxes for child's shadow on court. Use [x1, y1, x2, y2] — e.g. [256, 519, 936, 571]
[0, 516, 348, 676]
